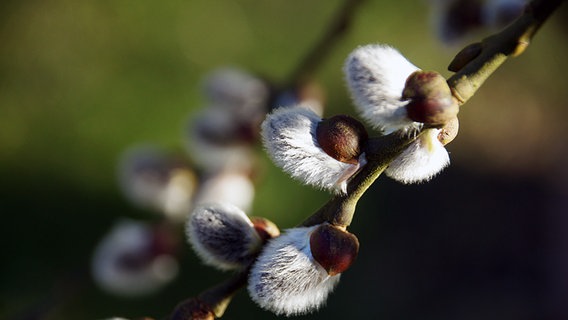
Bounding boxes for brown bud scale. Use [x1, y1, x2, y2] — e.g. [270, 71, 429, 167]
[309, 223, 359, 276]
[251, 217, 281, 244]
[448, 42, 482, 72]
[403, 71, 459, 126]
[170, 298, 215, 320]
[316, 115, 368, 164]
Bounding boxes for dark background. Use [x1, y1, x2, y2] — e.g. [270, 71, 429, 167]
[2, 0, 568, 319]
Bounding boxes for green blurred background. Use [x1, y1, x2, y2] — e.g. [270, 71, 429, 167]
[2, 0, 568, 319]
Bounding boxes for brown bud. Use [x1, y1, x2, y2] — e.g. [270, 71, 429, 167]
[170, 298, 215, 320]
[316, 115, 368, 164]
[448, 42, 482, 72]
[403, 71, 459, 126]
[250, 217, 280, 244]
[309, 223, 359, 276]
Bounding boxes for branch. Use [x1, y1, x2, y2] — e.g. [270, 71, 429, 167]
[447, 0, 564, 104]
[163, 2, 367, 318]
[302, 0, 563, 229]
[169, 270, 248, 320]
[284, 0, 365, 88]
[300, 131, 419, 228]
[163, 0, 563, 318]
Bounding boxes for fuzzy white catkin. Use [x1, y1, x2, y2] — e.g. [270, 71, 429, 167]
[193, 170, 255, 213]
[248, 226, 340, 316]
[92, 220, 178, 297]
[117, 145, 196, 222]
[184, 108, 255, 173]
[385, 128, 450, 183]
[344, 44, 421, 134]
[202, 67, 269, 118]
[261, 105, 359, 194]
[187, 202, 262, 270]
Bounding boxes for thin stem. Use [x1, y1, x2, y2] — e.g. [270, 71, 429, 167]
[284, 0, 365, 88]
[198, 270, 249, 318]
[164, 1, 563, 319]
[448, 0, 564, 104]
[300, 131, 418, 228]
[168, 270, 249, 320]
[303, 0, 563, 229]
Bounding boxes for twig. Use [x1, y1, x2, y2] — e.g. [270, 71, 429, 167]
[447, 0, 564, 104]
[300, 132, 419, 227]
[303, 0, 563, 229]
[164, 0, 563, 318]
[169, 270, 249, 319]
[164, 2, 368, 318]
[284, 0, 366, 88]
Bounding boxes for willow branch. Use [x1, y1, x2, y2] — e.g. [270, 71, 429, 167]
[169, 270, 249, 320]
[163, 1, 562, 318]
[302, 0, 563, 229]
[300, 131, 419, 228]
[447, 0, 564, 104]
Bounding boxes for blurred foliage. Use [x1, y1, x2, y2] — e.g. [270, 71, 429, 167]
[1, 0, 567, 319]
